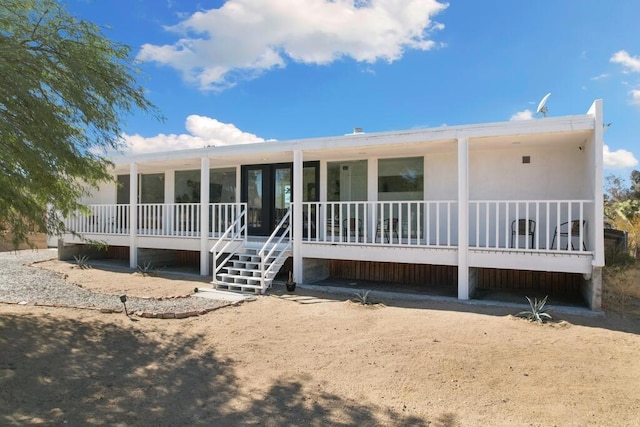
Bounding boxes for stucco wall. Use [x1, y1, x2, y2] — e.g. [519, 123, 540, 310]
[469, 143, 590, 200]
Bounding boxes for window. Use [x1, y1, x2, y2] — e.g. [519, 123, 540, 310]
[175, 170, 200, 203]
[175, 168, 237, 204]
[210, 167, 236, 203]
[378, 157, 423, 201]
[327, 160, 367, 202]
[116, 175, 130, 204]
[140, 173, 165, 203]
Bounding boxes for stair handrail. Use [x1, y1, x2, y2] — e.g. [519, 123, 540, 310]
[210, 203, 248, 277]
[259, 207, 292, 289]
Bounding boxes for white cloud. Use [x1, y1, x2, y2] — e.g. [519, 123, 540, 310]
[630, 89, 640, 106]
[603, 144, 638, 170]
[137, 0, 448, 91]
[590, 73, 610, 81]
[510, 110, 534, 121]
[120, 115, 269, 154]
[610, 50, 640, 72]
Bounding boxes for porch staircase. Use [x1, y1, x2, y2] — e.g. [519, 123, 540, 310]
[211, 207, 292, 295]
[213, 244, 291, 294]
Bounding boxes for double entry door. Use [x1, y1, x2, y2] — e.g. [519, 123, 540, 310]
[241, 162, 318, 236]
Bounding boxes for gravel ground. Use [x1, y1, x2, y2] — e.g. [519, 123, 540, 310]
[0, 249, 233, 314]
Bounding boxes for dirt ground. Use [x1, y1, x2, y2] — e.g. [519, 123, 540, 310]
[1, 261, 640, 426]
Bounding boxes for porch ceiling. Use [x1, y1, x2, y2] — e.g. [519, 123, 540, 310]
[469, 130, 592, 151]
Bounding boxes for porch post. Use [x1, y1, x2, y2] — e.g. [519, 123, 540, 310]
[200, 157, 210, 275]
[293, 149, 303, 283]
[319, 160, 327, 240]
[588, 99, 605, 269]
[457, 138, 470, 300]
[129, 162, 138, 269]
[367, 157, 378, 240]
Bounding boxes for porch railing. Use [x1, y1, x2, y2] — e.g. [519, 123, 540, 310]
[301, 201, 458, 247]
[259, 207, 292, 290]
[63, 204, 130, 235]
[64, 203, 244, 238]
[301, 199, 593, 252]
[469, 200, 593, 252]
[64, 199, 594, 253]
[211, 204, 248, 277]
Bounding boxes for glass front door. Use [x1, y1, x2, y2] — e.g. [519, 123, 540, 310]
[242, 162, 318, 236]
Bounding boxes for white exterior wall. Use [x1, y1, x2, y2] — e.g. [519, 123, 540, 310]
[469, 144, 590, 200]
[424, 151, 457, 200]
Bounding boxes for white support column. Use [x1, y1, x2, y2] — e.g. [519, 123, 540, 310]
[165, 169, 175, 203]
[319, 160, 328, 203]
[457, 138, 470, 300]
[367, 157, 378, 239]
[588, 99, 605, 268]
[235, 165, 242, 203]
[129, 162, 138, 269]
[200, 157, 210, 275]
[164, 169, 175, 234]
[293, 149, 303, 283]
[319, 160, 327, 240]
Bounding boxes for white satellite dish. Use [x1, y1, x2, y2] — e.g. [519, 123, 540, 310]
[536, 92, 551, 117]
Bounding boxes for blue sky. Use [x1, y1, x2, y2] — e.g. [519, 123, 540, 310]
[70, 0, 639, 177]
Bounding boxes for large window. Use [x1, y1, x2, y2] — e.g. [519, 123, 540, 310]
[327, 160, 367, 202]
[210, 168, 236, 203]
[378, 157, 424, 239]
[175, 170, 200, 203]
[140, 173, 165, 203]
[175, 168, 237, 203]
[378, 157, 423, 201]
[116, 175, 130, 204]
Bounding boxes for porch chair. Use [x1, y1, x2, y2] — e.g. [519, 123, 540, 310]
[551, 220, 587, 250]
[376, 218, 399, 243]
[342, 218, 362, 242]
[510, 219, 536, 249]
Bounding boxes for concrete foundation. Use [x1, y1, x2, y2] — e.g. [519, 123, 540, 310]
[582, 267, 602, 311]
[468, 267, 478, 298]
[301, 258, 330, 284]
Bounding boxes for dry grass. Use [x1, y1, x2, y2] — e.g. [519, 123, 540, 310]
[603, 263, 640, 319]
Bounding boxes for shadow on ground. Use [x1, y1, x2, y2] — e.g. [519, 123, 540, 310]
[0, 311, 438, 425]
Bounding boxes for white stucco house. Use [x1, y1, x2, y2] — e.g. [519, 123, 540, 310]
[58, 99, 605, 310]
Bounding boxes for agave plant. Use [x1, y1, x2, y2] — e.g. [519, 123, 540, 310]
[353, 289, 373, 305]
[73, 255, 91, 270]
[137, 261, 155, 277]
[517, 295, 552, 323]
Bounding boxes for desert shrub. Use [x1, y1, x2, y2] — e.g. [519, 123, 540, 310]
[603, 261, 640, 318]
[353, 290, 373, 305]
[73, 255, 91, 270]
[136, 261, 155, 277]
[516, 295, 552, 323]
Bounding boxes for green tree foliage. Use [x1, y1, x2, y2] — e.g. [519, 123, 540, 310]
[605, 170, 640, 259]
[0, 0, 156, 247]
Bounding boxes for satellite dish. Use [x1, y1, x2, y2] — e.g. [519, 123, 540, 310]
[536, 93, 551, 117]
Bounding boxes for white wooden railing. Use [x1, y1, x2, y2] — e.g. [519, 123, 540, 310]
[63, 204, 130, 234]
[259, 207, 292, 290]
[64, 200, 593, 253]
[64, 203, 244, 238]
[211, 204, 248, 277]
[301, 201, 458, 247]
[469, 200, 593, 252]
